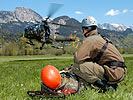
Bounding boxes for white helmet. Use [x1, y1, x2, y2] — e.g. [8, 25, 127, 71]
[82, 16, 98, 27]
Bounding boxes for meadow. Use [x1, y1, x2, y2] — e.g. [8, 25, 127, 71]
[0, 54, 133, 100]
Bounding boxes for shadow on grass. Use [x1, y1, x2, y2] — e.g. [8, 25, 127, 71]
[10, 58, 73, 63]
[10, 58, 61, 62]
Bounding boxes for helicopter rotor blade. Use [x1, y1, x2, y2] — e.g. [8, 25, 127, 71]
[47, 3, 64, 19]
[51, 22, 80, 28]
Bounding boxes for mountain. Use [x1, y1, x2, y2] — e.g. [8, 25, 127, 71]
[0, 7, 44, 33]
[129, 26, 133, 31]
[98, 23, 128, 31]
[0, 7, 43, 23]
[51, 16, 82, 36]
[1, 7, 133, 32]
[0, 7, 133, 33]
[0, 7, 133, 48]
[46, 16, 133, 48]
[98, 23, 133, 32]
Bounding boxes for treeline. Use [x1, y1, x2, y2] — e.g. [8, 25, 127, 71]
[0, 41, 78, 56]
[0, 29, 81, 56]
[0, 38, 133, 56]
[0, 33, 78, 56]
[0, 29, 133, 56]
[117, 48, 133, 54]
[98, 28, 133, 48]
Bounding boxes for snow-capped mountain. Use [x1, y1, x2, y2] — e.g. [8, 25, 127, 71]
[0, 7, 43, 23]
[0, 7, 133, 33]
[98, 23, 128, 31]
[0, 7, 133, 48]
[129, 26, 133, 31]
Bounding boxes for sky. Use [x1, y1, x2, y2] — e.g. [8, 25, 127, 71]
[0, 0, 133, 26]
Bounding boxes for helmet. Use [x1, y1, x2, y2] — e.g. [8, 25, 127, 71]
[82, 16, 98, 27]
[41, 65, 61, 89]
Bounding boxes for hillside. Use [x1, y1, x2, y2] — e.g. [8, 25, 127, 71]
[52, 16, 133, 48]
[0, 7, 133, 49]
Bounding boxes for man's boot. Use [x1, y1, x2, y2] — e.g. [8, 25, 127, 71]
[107, 84, 118, 91]
[93, 78, 108, 93]
[94, 79, 118, 92]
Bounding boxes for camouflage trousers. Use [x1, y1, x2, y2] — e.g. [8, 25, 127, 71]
[72, 62, 105, 83]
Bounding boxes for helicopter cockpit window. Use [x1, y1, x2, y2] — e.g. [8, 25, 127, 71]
[39, 24, 45, 32]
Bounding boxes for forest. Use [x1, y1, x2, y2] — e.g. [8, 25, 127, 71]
[0, 29, 133, 56]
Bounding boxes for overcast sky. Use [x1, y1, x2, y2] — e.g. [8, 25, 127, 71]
[0, 0, 133, 26]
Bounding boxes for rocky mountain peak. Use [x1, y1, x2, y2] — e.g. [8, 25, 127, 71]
[14, 7, 43, 22]
[51, 16, 82, 36]
[0, 7, 133, 33]
[14, 7, 28, 11]
[53, 16, 70, 21]
[52, 16, 81, 27]
[0, 7, 43, 23]
[98, 22, 128, 31]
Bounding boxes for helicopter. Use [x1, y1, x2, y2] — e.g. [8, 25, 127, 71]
[24, 3, 79, 50]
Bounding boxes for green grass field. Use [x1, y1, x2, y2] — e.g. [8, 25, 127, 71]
[0, 54, 133, 100]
